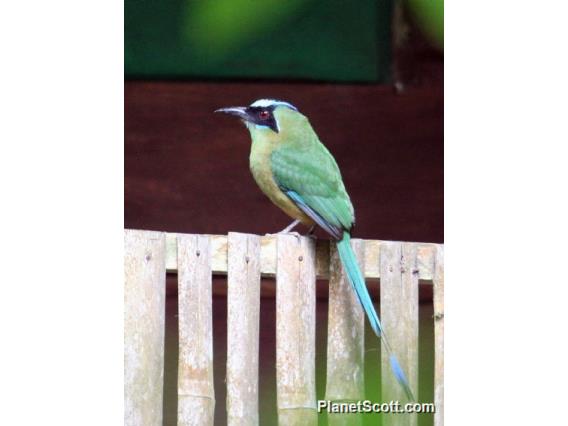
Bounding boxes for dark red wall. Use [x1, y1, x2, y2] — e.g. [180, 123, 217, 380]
[125, 78, 442, 243]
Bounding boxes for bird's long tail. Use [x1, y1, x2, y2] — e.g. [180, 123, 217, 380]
[337, 232, 416, 402]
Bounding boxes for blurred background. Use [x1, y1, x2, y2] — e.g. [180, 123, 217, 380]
[125, 0, 443, 424]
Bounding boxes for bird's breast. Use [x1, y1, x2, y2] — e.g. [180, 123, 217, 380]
[249, 146, 313, 226]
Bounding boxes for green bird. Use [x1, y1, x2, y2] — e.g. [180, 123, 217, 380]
[216, 99, 415, 401]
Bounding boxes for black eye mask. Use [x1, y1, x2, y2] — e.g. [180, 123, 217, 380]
[245, 106, 279, 133]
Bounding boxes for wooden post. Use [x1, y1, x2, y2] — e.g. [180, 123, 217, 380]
[380, 242, 419, 426]
[226, 233, 261, 425]
[276, 235, 317, 425]
[325, 239, 366, 426]
[433, 245, 444, 426]
[124, 230, 166, 426]
[177, 234, 215, 426]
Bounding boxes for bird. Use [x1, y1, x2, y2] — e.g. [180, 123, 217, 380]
[216, 98, 415, 401]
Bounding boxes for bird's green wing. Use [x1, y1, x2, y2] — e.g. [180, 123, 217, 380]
[271, 139, 354, 239]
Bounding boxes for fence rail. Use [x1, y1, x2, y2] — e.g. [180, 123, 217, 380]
[124, 229, 444, 426]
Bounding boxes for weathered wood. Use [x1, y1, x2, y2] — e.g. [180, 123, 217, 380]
[276, 235, 317, 425]
[380, 242, 419, 426]
[325, 239, 365, 426]
[433, 245, 444, 426]
[401, 243, 420, 422]
[165, 233, 436, 281]
[226, 233, 261, 425]
[124, 230, 166, 426]
[177, 234, 215, 426]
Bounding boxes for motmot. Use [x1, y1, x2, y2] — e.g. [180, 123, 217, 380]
[216, 99, 415, 401]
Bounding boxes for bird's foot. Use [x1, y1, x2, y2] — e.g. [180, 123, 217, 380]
[264, 220, 317, 241]
[265, 230, 303, 241]
[278, 219, 301, 234]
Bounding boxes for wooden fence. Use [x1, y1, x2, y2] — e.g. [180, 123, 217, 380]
[124, 229, 444, 426]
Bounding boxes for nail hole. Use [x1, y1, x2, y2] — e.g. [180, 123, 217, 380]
[298, 256, 303, 262]
[196, 250, 201, 257]
[145, 253, 152, 262]
[245, 256, 250, 263]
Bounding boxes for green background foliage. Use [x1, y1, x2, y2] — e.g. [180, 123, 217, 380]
[125, 0, 393, 82]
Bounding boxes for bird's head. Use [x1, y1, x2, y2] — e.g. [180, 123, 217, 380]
[215, 99, 305, 137]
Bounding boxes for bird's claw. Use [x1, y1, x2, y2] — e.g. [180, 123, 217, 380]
[265, 220, 318, 242]
[264, 231, 318, 242]
[265, 231, 303, 241]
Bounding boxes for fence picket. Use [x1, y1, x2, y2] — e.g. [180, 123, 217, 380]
[325, 239, 366, 425]
[380, 242, 419, 426]
[276, 235, 317, 425]
[124, 230, 166, 426]
[433, 245, 444, 426]
[125, 230, 443, 426]
[177, 234, 215, 426]
[226, 233, 261, 425]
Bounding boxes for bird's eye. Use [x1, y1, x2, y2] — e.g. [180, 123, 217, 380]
[258, 110, 270, 120]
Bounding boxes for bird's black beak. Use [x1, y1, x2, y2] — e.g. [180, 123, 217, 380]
[214, 106, 250, 122]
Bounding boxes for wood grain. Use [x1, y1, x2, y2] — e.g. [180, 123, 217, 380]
[165, 232, 437, 282]
[124, 230, 166, 426]
[433, 245, 444, 426]
[325, 239, 366, 426]
[226, 233, 261, 425]
[276, 235, 317, 425]
[380, 242, 419, 426]
[177, 234, 215, 425]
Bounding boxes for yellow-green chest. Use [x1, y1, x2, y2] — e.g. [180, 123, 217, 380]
[249, 140, 313, 225]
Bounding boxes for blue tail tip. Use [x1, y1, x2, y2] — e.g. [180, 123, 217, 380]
[389, 355, 408, 385]
[389, 354, 416, 402]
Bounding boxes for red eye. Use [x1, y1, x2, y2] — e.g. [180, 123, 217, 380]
[258, 110, 270, 120]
